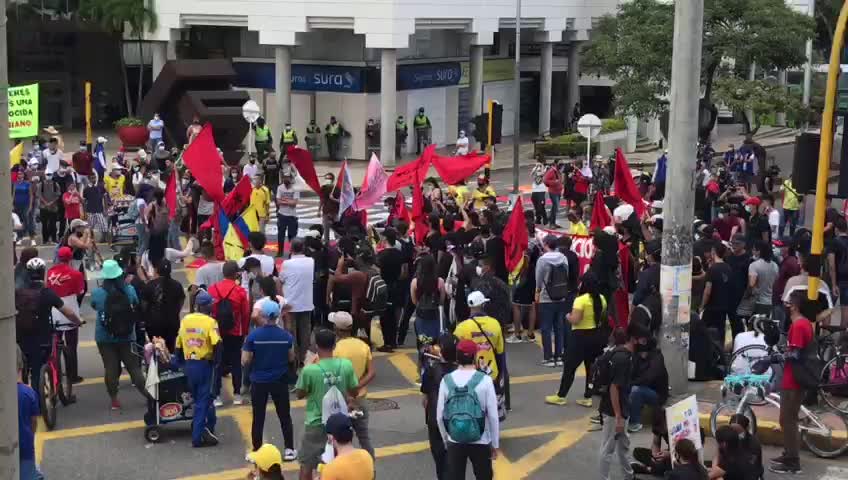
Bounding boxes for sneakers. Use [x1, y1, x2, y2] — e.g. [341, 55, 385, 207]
[769, 461, 802, 474]
[545, 395, 568, 406]
[587, 423, 603, 432]
[506, 334, 524, 344]
[283, 448, 297, 462]
[589, 414, 602, 424]
[527, 334, 536, 342]
[213, 396, 224, 407]
[575, 398, 593, 408]
[555, 359, 564, 367]
[770, 453, 788, 465]
[110, 398, 121, 411]
[233, 394, 244, 406]
[627, 423, 643, 433]
[376, 345, 395, 353]
[198, 427, 219, 447]
[541, 359, 557, 368]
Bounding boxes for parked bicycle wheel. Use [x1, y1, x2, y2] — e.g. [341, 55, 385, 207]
[728, 345, 773, 405]
[57, 347, 73, 406]
[801, 408, 848, 458]
[709, 400, 757, 436]
[819, 332, 842, 365]
[39, 364, 57, 430]
[820, 354, 848, 414]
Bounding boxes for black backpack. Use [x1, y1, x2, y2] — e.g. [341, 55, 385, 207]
[789, 338, 826, 390]
[545, 262, 570, 301]
[214, 286, 237, 332]
[590, 347, 631, 394]
[15, 287, 44, 334]
[364, 272, 388, 313]
[105, 286, 135, 338]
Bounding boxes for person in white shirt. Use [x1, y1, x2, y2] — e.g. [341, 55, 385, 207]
[455, 130, 470, 156]
[237, 232, 276, 288]
[42, 137, 64, 174]
[278, 238, 315, 364]
[530, 160, 549, 225]
[276, 174, 300, 254]
[242, 156, 259, 180]
[437, 339, 499, 480]
[763, 195, 780, 239]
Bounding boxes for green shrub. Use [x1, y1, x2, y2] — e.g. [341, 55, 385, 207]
[535, 134, 598, 158]
[114, 117, 145, 128]
[601, 118, 627, 133]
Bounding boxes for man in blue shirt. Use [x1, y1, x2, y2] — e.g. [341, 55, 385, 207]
[17, 346, 42, 480]
[242, 301, 297, 461]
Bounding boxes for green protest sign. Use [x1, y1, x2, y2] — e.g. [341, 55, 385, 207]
[8, 83, 39, 139]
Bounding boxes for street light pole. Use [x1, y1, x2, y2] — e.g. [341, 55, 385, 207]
[512, 0, 521, 195]
[660, 0, 704, 395]
[0, 0, 21, 478]
[803, 0, 816, 106]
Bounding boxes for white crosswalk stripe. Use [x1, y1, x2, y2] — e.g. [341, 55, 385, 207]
[822, 466, 848, 480]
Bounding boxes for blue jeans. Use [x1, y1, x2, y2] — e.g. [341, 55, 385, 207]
[781, 209, 799, 237]
[167, 220, 181, 251]
[277, 214, 298, 247]
[629, 385, 660, 425]
[548, 193, 561, 225]
[20, 459, 43, 480]
[538, 301, 566, 360]
[185, 359, 217, 447]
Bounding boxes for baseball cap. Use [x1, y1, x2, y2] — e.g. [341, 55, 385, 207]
[328, 311, 353, 330]
[69, 218, 88, 230]
[466, 291, 490, 307]
[457, 339, 479, 356]
[744, 197, 761, 206]
[325, 413, 354, 442]
[195, 291, 214, 307]
[246, 444, 282, 472]
[57, 246, 73, 262]
[731, 233, 746, 245]
[261, 301, 281, 320]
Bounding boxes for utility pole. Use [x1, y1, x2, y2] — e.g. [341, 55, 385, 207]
[0, 0, 20, 478]
[803, 0, 816, 106]
[660, 0, 704, 396]
[512, 0, 521, 195]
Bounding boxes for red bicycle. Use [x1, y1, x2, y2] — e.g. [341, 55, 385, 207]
[38, 324, 82, 430]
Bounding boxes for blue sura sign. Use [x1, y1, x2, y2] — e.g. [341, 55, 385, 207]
[397, 62, 462, 90]
[234, 62, 366, 93]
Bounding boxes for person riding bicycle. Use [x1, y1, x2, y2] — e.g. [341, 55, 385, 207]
[15, 257, 81, 400]
[46, 247, 86, 384]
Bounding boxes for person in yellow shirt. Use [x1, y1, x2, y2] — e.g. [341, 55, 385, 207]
[567, 205, 588, 236]
[449, 180, 470, 206]
[780, 178, 801, 237]
[545, 271, 607, 407]
[329, 311, 375, 459]
[453, 291, 505, 384]
[249, 174, 272, 229]
[321, 413, 375, 480]
[174, 291, 221, 448]
[103, 164, 126, 199]
[245, 443, 285, 480]
[472, 175, 496, 210]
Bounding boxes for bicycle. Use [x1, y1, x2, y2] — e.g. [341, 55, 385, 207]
[710, 373, 848, 458]
[38, 324, 79, 430]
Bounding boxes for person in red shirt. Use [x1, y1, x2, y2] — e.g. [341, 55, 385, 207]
[711, 204, 744, 242]
[46, 246, 86, 384]
[543, 163, 564, 229]
[62, 183, 82, 222]
[773, 290, 815, 474]
[208, 261, 251, 407]
[71, 140, 94, 186]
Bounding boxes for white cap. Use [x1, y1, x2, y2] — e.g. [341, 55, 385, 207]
[613, 203, 634, 223]
[651, 200, 664, 210]
[97, 136, 108, 144]
[27, 158, 40, 168]
[328, 311, 353, 329]
[602, 226, 617, 235]
[467, 291, 490, 307]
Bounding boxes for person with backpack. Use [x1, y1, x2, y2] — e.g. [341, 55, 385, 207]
[294, 329, 359, 480]
[91, 259, 147, 410]
[146, 188, 170, 266]
[209, 261, 251, 407]
[327, 246, 384, 341]
[545, 271, 608, 408]
[421, 333, 458, 480]
[412, 254, 447, 351]
[142, 259, 186, 352]
[436, 339, 499, 480]
[535, 234, 570, 367]
[16, 257, 81, 398]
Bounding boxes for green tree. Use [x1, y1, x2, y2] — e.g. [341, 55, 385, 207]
[80, 0, 158, 116]
[713, 77, 807, 134]
[584, 0, 815, 122]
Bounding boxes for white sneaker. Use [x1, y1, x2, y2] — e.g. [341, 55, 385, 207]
[284, 448, 297, 462]
[541, 359, 557, 368]
[213, 396, 224, 407]
[233, 394, 243, 406]
[506, 334, 523, 344]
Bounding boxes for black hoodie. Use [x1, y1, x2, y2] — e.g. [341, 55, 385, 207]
[632, 348, 669, 404]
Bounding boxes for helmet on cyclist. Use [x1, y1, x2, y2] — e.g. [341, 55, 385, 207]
[25, 257, 46, 279]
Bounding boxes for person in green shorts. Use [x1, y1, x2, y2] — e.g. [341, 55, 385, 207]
[295, 328, 359, 480]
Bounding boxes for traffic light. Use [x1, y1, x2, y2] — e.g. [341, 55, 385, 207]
[472, 114, 488, 148]
[490, 101, 503, 145]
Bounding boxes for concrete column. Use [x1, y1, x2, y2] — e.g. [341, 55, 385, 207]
[538, 42, 553, 137]
[151, 41, 167, 81]
[469, 45, 484, 116]
[776, 70, 787, 126]
[274, 46, 292, 140]
[745, 62, 756, 131]
[380, 48, 397, 166]
[566, 43, 581, 128]
[626, 115, 639, 153]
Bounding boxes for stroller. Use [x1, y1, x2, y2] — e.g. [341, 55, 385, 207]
[110, 196, 140, 249]
[142, 353, 195, 443]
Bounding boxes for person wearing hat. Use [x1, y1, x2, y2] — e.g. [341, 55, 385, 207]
[453, 291, 505, 387]
[173, 290, 222, 447]
[321, 412, 375, 480]
[46, 246, 86, 383]
[246, 443, 285, 479]
[436, 338, 499, 480]
[745, 196, 771, 249]
[104, 163, 126, 200]
[91, 259, 147, 410]
[329, 311, 375, 459]
[72, 140, 94, 188]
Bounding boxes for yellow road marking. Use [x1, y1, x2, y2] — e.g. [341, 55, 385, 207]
[387, 352, 420, 385]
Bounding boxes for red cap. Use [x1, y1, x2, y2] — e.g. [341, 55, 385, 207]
[57, 247, 73, 261]
[456, 340, 479, 356]
[744, 197, 761, 206]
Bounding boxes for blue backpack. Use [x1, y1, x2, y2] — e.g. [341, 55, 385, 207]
[442, 371, 486, 443]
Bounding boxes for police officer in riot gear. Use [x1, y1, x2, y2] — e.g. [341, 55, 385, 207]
[306, 120, 321, 159]
[279, 123, 298, 158]
[413, 107, 431, 155]
[325, 116, 345, 161]
[395, 115, 408, 159]
[365, 118, 380, 158]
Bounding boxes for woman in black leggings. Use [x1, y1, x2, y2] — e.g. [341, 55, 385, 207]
[545, 272, 608, 406]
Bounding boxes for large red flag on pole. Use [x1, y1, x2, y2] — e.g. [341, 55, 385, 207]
[589, 191, 613, 230]
[287, 145, 322, 196]
[430, 151, 491, 186]
[387, 145, 435, 192]
[613, 148, 646, 217]
[165, 170, 178, 219]
[502, 196, 529, 273]
[181, 123, 225, 202]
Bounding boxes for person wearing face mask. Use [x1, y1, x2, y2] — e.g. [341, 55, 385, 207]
[147, 113, 165, 152]
[224, 167, 241, 194]
[395, 115, 408, 158]
[744, 196, 770, 249]
[471, 175, 495, 211]
[454, 130, 469, 156]
[253, 116, 273, 160]
[243, 154, 260, 181]
[625, 334, 668, 433]
[530, 160, 549, 225]
[42, 137, 63, 175]
[320, 173, 340, 242]
[249, 174, 272, 230]
[365, 118, 380, 158]
[71, 140, 94, 187]
[276, 173, 300, 254]
[325, 116, 345, 161]
[152, 140, 171, 172]
[711, 204, 743, 242]
[305, 119, 322, 159]
[413, 107, 432, 155]
[279, 123, 299, 156]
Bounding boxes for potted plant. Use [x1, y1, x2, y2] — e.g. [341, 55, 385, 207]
[114, 117, 148, 147]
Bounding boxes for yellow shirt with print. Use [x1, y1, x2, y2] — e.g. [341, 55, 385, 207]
[782, 179, 800, 211]
[321, 449, 375, 480]
[334, 336, 372, 398]
[569, 221, 588, 236]
[176, 313, 221, 361]
[103, 175, 125, 198]
[571, 293, 607, 330]
[454, 315, 505, 380]
[472, 186, 496, 210]
[250, 186, 271, 219]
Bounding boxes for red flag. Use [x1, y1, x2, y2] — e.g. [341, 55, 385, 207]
[502, 197, 529, 272]
[430, 151, 490, 186]
[412, 170, 428, 245]
[221, 175, 253, 218]
[391, 190, 411, 225]
[387, 145, 434, 192]
[181, 123, 225, 202]
[165, 171, 178, 220]
[287, 145, 322, 196]
[354, 154, 388, 211]
[613, 148, 646, 217]
[589, 191, 613, 230]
